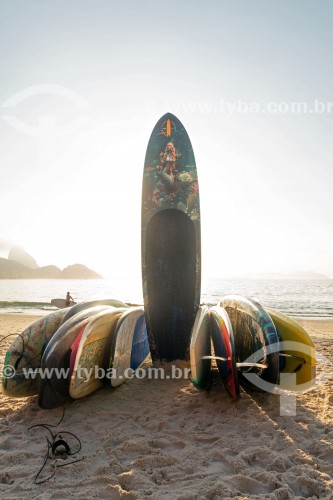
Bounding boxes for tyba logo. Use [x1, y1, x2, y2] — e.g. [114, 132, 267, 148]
[240, 340, 332, 416]
[1, 84, 91, 159]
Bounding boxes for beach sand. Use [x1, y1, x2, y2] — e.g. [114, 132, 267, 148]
[0, 314, 332, 499]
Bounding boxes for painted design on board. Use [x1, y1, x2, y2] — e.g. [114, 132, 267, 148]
[2, 310, 66, 396]
[143, 118, 199, 222]
[158, 118, 176, 137]
[142, 113, 201, 362]
[225, 307, 267, 373]
[74, 340, 106, 387]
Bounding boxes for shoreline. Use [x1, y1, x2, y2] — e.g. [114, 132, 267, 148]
[1, 312, 332, 335]
[1, 310, 333, 320]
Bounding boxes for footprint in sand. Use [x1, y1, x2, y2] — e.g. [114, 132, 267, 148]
[229, 474, 276, 495]
[1, 473, 14, 485]
[0, 436, 17, 450]
[291, 476, 327, 498]
[150, 437, 186, 451]
[206, 458, 235, 474]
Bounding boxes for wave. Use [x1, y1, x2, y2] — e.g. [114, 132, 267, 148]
[285, 311, 333, 318]
[201, 301, 333, 318]
[0, 301, 56, 311]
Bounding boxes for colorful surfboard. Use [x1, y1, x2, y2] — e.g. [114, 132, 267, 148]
[110, 307, 150, 388]
[267, 308, 316, 391]
[69, 307, 126, 399]
[38, 305, 114, 409]
[219, 296, 280, 392]
[209, 306, 240, 399]
[190, 306, 211, 389]
[2, 308, 68, 397]
[61, 298, 129, 325]
[142, 113, 201, 362]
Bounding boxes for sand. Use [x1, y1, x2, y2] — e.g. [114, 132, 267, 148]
[0, 314, 332, 499]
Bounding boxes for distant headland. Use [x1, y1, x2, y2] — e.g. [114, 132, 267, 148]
[0, 246, 102, 279]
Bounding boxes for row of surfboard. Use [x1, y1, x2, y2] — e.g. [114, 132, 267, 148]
[1, 295, 316, 408]
[191, 296, 316, 399]
[2, 299, 149, 409]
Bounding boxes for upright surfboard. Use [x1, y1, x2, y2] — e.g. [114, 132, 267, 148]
[142, 113, 201, 362]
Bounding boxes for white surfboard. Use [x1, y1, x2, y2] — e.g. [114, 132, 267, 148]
[110, 307, 150, 388]
[190, 305, 211, 389]
[51, 298, 76, 309]
[69, 307, 126, 399]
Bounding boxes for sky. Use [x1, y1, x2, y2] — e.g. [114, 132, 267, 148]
[0, 0, 332, 282]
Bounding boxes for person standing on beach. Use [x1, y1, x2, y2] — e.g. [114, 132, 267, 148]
[66, 291, 73, 307]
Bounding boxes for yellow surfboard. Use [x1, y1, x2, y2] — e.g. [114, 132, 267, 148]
[267, 309, 316, 392]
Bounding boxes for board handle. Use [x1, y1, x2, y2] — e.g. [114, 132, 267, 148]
[202, 355, 229, 362]
[201, 356, 267, 370]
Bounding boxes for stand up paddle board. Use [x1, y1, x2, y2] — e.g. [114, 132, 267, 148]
[209, 306, 240, 399]
[2, 308, 68, 397]
[190, 306, 211, 389]
[70, 307, 126, 399]
[110, 307, 150, 388]
[219, 296, 280, 392]
[61, 298, 129, 325]
[267, 308, 316, 391]
[142, 113, 201, 362]
[38, 305, 114, 409]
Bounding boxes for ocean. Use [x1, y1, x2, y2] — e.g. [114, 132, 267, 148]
[0, 278, 332, 319]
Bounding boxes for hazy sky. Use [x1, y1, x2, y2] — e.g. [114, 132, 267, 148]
[0, 0, 332, 281]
